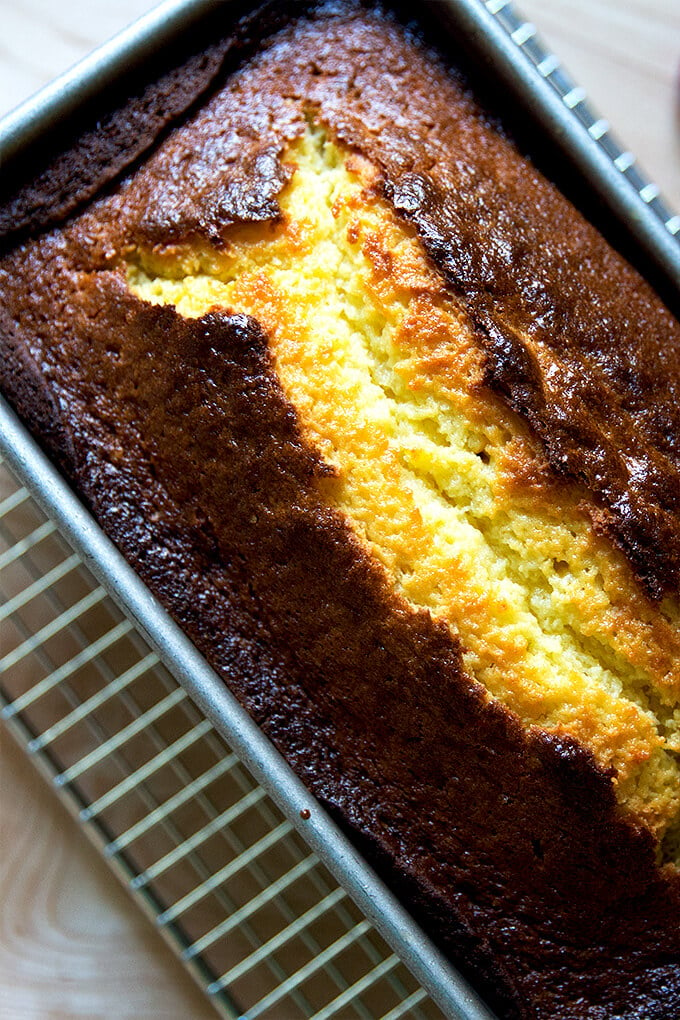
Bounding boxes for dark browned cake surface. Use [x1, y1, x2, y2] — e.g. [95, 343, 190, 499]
[1, 3, 679, 1018]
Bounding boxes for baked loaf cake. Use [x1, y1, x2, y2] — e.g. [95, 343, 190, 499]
[1, 3, 679, 1016]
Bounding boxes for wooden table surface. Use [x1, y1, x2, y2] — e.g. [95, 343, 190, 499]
[1, 2, 678, 1018]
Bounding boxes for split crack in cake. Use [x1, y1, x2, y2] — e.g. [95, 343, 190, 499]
[1, 3, 679, 1017]
[128, 123, 680, 849]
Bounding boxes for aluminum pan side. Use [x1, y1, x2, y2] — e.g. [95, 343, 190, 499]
[0, 394, 496, 1020]
[430, 0, 679, 298]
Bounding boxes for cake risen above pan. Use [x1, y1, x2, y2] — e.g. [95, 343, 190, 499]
[1, 4, 679, 1018]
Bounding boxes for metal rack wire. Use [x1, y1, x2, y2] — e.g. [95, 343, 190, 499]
[0, 454, 445, 1020]
[483, 0, 679, 237]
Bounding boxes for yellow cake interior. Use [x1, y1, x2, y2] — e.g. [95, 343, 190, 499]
[126, 123, 680, 863]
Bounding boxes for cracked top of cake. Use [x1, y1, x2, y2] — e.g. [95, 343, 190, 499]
[1, 3, 679, 1018]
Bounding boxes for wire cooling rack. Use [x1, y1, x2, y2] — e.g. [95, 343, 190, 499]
[483, 0, 679, 237]
[0, 454, 445, 1020]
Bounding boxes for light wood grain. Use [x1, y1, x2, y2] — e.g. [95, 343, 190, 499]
[0, 727, 215, 1020]
[520, 0, 680, 209]
[1, 2, 678, 1018]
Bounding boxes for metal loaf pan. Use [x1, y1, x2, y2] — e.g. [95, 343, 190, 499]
[0, 2, 677, 1017]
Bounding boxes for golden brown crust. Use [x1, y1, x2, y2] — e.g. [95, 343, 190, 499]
[102, 0, 680, 602]
[125, 130, 679, 834]
[0, 2, 299, 245]
[1, 3, 679, 1017]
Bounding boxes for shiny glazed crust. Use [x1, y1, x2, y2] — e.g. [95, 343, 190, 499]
[1, 3, 679, 1018]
